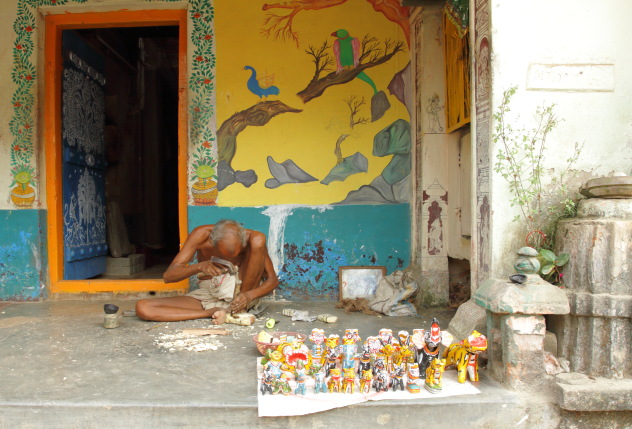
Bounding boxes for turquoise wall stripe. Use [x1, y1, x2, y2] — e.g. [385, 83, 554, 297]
[0, 210, 47, 300]
[188, 204, 410, 300]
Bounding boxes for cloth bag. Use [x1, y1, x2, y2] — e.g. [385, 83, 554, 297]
[369, 270, 418, 316]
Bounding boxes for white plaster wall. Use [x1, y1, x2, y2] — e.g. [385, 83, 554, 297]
[488, 0, 632, 275]
[0, 5, 19, 208]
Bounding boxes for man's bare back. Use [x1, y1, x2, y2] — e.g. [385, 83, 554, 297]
[136, 220, 278, 322]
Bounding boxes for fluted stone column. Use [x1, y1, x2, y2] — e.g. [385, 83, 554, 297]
[553, 193, 632, 412]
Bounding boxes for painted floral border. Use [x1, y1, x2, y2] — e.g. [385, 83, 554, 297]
[9, 0, 217, 208]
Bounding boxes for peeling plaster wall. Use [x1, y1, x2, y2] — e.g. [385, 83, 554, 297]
[189, 205, 410, 301]
[0, 210, 47, 300]
[488, 0, 632, 276]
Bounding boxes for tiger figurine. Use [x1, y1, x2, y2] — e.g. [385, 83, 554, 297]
[442, 330, 488, 383]
[328, 368, 342, 393]
[424, 358, 446, 394]
[342, 367, 356, 394]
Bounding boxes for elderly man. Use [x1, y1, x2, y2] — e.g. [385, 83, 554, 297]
[135, 219, 278, 323]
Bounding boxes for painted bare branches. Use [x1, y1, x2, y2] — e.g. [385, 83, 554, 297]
[297, 36, 404, 103]
[218, 100, 302, 164]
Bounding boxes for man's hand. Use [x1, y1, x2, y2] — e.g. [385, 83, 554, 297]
[230, 291, 251, 313]
[197, 260, 230, 279]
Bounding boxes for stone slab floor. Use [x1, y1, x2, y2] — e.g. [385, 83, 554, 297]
[0, 300, 558, 428]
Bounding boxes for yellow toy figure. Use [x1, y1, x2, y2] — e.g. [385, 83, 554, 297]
[328, 368, 342, 393]
[277, 336, 311, 372]
[342, 367, 356, 394]
[324, 334, 341, 376]
[424, 358, 446, 394]
[443, 330, 488, 383]
[360, 369, 373, 394]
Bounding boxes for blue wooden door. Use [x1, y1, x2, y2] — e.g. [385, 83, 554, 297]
[62, 31, 108, 280]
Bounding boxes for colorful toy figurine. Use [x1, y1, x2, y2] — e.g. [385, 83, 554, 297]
[443, 330, 488, 383]
[313, 364, 328, 394]
[262, 350, 284, 380]
[260, 367, 275, 396]
[412, 318, 453, 378]
[324, 334, 341, 376]
[373, 369, 389, 392]
[278, 335, 311, 371]
[365, 336, 382, 358]
[390, 358, 406, 391]
[406, 363, 421, 393]
[341, 328, 361, 370]
[424, 358, 446, 394]
[398, 330, 415, 368]
[372, 353, 386, 377]
[360, 369, 373, 393]
[342, 367, 356, 394]
[357, 344, 372, 376]
[273, 373, 292, 395]
[378, 328, 395, 347]
[328, 368, 342, 393]
[309, 328, 326, 365]
[294, 360, 308, 395]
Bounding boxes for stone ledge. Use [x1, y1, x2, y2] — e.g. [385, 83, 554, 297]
[568, 291, 632, 318]
[554, 373, 632, 411]
[474, 276, 569, 315]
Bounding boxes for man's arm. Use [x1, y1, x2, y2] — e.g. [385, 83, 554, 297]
[230, 232, 279, 312]
[163, 227, 226, 283]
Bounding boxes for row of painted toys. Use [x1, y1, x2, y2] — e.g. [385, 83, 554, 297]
[260, 318, 487, 396]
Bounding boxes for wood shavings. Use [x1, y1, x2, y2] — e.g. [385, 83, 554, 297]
[155, 332, 225, 352]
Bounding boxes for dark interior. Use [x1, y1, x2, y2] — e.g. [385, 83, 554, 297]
[66, 26, 180, 279]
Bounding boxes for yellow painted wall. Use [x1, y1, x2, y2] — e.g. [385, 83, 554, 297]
[215, 0, 409, 206]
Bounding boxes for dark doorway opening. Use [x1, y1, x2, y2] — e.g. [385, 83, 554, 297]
[64, 26, 180, 279]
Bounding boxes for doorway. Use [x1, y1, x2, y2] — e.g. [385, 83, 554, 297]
[45, 11, 189, 294]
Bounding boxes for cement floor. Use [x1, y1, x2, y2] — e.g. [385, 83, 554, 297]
[0, 300, 550, 428]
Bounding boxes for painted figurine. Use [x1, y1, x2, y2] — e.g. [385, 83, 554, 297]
[390, 357, 406, 391]
[262, 350, 284, 380]
[324, 334, 341, 376]
[424, 358, 446, 394]
[328, 368, 342, 393]
[365, 335, 382, 359]
[373, 369, 389, 392]
[398, 330, 416, 368]
[309, 328, 326, 365]
[294, 360, 308, 395]
[360, 369, 373, 394]
[412, 318, 453, 378]
[342, 367, 356, 394]
[406, 363, 421, 393]
[443, 330, 488, 383]
[278, 335, 311, 371]
[341, 328, 361, 370]
[313, 364, 328, 394]
[273, 373, 292, 395]
[260, 367, 275, 396]
[357, 343, 372, 376]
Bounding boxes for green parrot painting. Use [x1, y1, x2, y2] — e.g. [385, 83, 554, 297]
[331, 29, 377, 94]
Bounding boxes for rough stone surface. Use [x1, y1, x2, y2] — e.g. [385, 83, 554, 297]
[554, 373, 632, 411]
[474, 277, 570, 315]
[447, 298, 486, 340]
[576, 197, 632, 219]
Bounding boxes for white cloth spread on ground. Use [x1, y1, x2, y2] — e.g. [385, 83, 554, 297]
[256, 358, 480, 417]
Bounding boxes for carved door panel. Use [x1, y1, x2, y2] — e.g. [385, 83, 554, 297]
[62, 31, 108, 280]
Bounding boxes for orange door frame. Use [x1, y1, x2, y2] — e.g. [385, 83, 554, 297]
[44, 10, 189, 294]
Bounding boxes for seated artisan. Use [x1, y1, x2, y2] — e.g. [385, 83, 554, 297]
[135, 219, 278, 324]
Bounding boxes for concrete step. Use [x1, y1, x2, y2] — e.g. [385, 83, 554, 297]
[0, 300, 555, 428]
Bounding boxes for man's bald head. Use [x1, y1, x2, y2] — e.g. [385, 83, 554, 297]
[210, 219, 247, 258]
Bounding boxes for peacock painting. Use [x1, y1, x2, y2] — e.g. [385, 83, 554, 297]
[244, 65, 280, 101]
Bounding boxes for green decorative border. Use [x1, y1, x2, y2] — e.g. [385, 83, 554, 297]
[9, 0, 217, 208]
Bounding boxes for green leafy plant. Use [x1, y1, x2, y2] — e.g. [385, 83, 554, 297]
[538, 249, 569, 286]
[493, 86, 584, 252]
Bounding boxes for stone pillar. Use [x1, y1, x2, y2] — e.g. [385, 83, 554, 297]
[552, 177, 632, 412]
[474, 248, 570, 391]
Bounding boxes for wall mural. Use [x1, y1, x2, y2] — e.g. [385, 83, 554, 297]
[217, 0, 410, 207]
[9, 0, 216, 208]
